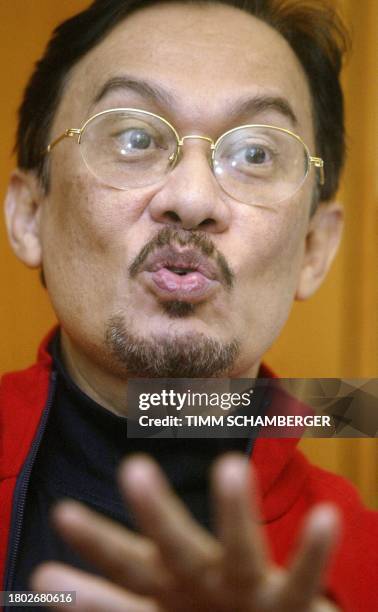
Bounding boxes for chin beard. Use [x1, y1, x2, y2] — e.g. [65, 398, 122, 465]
[161, 300, 196, 318]
[105, 314, 240, 378]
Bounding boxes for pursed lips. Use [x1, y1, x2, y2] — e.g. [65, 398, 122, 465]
[139, 246, 223, 303]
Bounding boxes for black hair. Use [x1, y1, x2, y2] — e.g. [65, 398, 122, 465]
[16, 0, 350, 201]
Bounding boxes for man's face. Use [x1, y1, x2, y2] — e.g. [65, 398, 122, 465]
[38, 2, 319, 378]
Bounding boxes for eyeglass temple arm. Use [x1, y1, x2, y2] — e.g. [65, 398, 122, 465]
[45, 128, 82, 153]
[310, 156, 325, 185]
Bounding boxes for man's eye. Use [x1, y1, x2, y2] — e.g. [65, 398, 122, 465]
[117, 128, 154, 150]
[244, 145, 270, 164]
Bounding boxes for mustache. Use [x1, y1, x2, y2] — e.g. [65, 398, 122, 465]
[128, 227, 235, 289]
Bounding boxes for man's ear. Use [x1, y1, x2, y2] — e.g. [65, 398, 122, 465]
[4, 169, 45, 268]
[295, 201, 343, 301]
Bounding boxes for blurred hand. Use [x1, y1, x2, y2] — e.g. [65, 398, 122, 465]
[32, 453, 341, 611]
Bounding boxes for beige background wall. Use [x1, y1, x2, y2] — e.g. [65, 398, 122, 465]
[0, 1, 376, 507]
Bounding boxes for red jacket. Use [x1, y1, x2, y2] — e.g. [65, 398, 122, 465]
[1, 330, 377, 611]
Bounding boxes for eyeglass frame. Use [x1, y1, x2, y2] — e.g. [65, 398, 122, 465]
[46, 107, 325, 193]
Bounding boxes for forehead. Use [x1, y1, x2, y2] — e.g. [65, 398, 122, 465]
[58, 2, 314, 137]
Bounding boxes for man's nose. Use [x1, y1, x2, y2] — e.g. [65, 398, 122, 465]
[147, 140, 232, 232]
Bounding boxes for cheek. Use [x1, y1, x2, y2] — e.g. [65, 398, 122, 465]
[237, 204, 306, 280]
[42, 167, 155, 258]
[39, 171, 153, 325]
[41, 180, 113, 292]
[218, 205, 308, 365]
[230, 204, 308, 329]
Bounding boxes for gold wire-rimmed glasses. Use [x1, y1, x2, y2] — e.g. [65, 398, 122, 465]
[46, 107, 325, 207]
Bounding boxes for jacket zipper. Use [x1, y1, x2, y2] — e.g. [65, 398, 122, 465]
[3, 370, 57, 603]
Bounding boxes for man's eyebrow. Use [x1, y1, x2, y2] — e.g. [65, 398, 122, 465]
[228, 95, 298, 127]
[93, 76, 298, 127]
[92, 76, 177, 108]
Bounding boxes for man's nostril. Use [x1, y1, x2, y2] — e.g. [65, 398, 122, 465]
[199, 218, 215, 228]
[164, 210, 181, 223]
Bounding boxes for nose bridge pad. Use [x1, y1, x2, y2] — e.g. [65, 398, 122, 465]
[169, 135, 216, 172]
[180, 134, 214, 146]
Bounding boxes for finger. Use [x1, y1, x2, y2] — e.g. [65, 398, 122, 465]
[51, 500, 171, 597]
[311, 596, 342, 612]
[211, 454, 268, 591]
[31, 562, 161, 612]
[280, 504, 341, 610]
[119, 455, 222, 586]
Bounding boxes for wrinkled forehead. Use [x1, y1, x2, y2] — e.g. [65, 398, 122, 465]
[54, 2, 314, 144]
